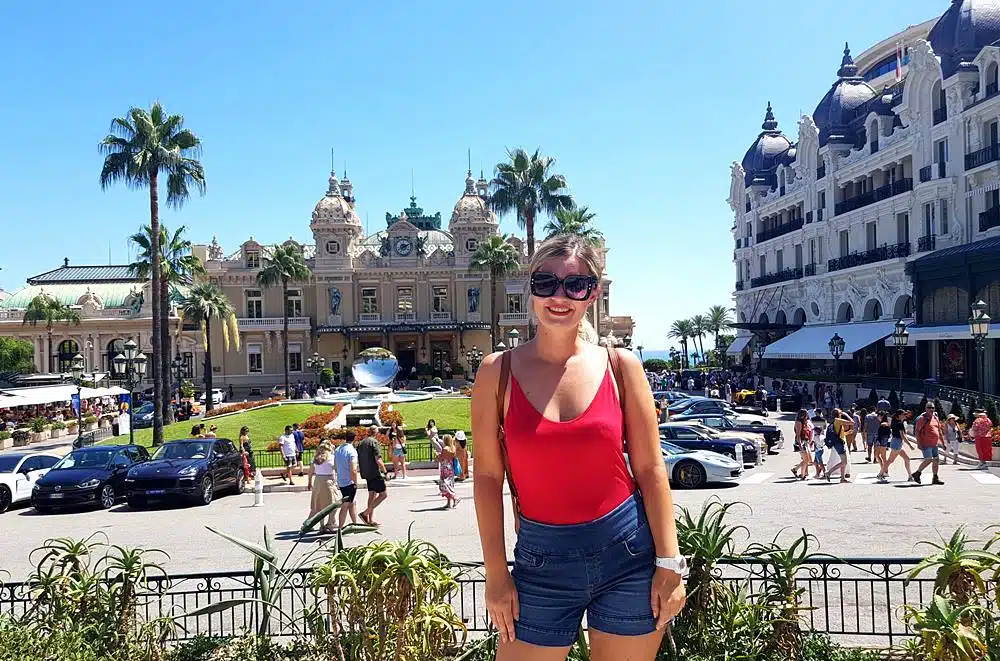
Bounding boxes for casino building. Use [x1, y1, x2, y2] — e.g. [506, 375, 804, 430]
[0, 165, 635, 390]
[729, 0, 1000, 396]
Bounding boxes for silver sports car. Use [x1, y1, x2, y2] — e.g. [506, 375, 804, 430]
[659, 440, 743, 489]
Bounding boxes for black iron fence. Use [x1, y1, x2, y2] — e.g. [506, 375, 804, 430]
[0, 557, 937, 646]
[251, 440, 464, 470]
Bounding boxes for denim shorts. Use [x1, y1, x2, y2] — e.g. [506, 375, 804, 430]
[813, 448, 824, 464]
[829, 441, 847, 456]
[512, 492, 657, 647]
[921, 446, 940, 459]
[889, 437, 904, 451]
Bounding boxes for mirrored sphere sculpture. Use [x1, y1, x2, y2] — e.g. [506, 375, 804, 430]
[351, 348, 399, 388]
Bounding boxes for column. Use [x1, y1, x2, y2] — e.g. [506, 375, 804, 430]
[34, 336, 42, 372]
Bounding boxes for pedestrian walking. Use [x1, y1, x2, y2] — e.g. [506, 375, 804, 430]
[848, 408, 862, 453]
[791, 409, 811, 480]
[389, 422, 407, 479]
[334, 430, 360, 529]
[239, 425, 256, 475]
[823, 412, 850, 483]
[862, 408, 880, 463]
[278, 425, 297, 485]
[883, 410, 916, 483]
[971, 409, 993, 469]
[455, 429, 470, 481]
[357, 425, 388, 526]
[874, 413, 891, 481]
[911, 402, 945, 485]
[943, 414, 961, 465]
[472, 234, 684, 653]
[811, 414, 827, 478]
[438, 433, 460, 508]
[292, 423, 306, 476]
[307, 441, 338, 533]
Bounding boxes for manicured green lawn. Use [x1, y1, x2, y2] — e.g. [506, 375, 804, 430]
[111, 403, 323, 450]
[394, 398, 471, 442]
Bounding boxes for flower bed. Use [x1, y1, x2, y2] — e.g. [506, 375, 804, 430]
[204, 396, 285, 419]
[300, 404, 344, 430]
[378, 402, 403, 427]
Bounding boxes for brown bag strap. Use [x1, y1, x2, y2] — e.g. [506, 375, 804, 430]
[607, 345, 640, 489]
[496, 351, 520, 527]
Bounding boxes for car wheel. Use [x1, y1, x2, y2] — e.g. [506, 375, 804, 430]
[0, 486, 11, 514]
[233, 470, 246, 495]
[198, 477, 214, 506]
[672, 460, 707, 489]
[98, 484, 115, 509]
[750, 421, 763, 426]
[127, 496, 146, 510]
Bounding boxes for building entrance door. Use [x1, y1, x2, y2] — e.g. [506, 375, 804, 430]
[395, 344, 416, 383]
[431, 342, 452, 380]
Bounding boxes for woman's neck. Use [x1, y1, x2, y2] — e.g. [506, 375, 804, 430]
[530, 325, 585, 364]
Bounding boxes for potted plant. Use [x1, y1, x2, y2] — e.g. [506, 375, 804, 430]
[12, 429, 29, 447]
[29, 416, 51, 443]
[82, 414, 98, 432]
[49, 421, 66, 439]
[0, 431, 11, 451]
[66, 419, 78, 436]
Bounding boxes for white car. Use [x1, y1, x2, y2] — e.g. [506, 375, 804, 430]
[660, 441, 743, 489]
[0, 451, 62, 513]
[198, 388, 227, 405]
[421, 386, 453, 394]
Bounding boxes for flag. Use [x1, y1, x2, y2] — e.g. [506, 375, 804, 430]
[896, 42, 903, 82]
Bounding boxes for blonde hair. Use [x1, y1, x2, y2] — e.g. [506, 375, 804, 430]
[441, 433, 456, 454]
[314, 442, 332, 465]
[527, 233, 604, 344]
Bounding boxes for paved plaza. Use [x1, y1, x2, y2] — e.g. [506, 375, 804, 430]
[1, 415, 998, 580]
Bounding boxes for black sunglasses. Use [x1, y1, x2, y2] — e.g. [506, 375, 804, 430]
[530, 272, 598, 301]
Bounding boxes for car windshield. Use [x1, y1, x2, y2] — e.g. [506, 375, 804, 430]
[137, 403, 154, 414]
[53, 449, 116, 470]
[0, 456, 24, 472]
[153, 441, 213, 461]
[691, 424, 722, 437]
[660, 441, 691, 455]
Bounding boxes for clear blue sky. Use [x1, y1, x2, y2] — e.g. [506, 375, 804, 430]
[0, 0, 945, 349]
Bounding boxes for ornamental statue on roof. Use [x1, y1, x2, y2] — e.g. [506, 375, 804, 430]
[385, 196, 443, 231]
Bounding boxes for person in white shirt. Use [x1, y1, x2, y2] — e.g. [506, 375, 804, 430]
[278, 425, 298, 485]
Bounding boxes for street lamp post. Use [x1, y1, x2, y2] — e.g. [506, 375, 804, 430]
[171, 355, 184, 409]
[496, 340, 507, 352]
[70, 353, 85, 443]
[755, 342, 766, 385]
[828, 333, 846, 408]
[466, 346, 484, 380]
[969, 300, 991, 395]
[891, 319, 909, 398]
[112, 339, 147, 445]
[507, 328, 520, 349]
[306, 352, 326, 386]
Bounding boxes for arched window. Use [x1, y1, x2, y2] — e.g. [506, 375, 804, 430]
[987, 62, 999, 97]
[758, 312, 770, 325]
[893, 295, 914, 320]
[774, 310, 787, 325]
[105, 338, 125, 373]
[864, 299, 883, 321]
[837, 302, 854, 323]
[792, 308, 807, 325]
[57, 340, 79, 373]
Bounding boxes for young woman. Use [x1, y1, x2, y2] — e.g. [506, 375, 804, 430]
[943, 414, 961, 465]
[874, 413, 891, 481]
[438, 433, 460, 508]
[883, 409, 916, 482]
[389, 422, 407, 479]
[239, 426, 256, 475]
[307, 441, 338, 533]
[472, 234, 684, 660]
[791, 409, 812, 480]
[455, 429, 470, 481]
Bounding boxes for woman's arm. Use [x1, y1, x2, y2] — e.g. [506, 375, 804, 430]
[471, 352, 509, 571]
[307, 463, 314, 490]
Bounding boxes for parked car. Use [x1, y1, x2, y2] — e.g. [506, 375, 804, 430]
[269, 385, 286, 398]
[125, 438, 246, 508]
[660, 440, 742, 489]
[666, 396, 706, 415]
[421, 385, 453, 394]
[668, 413, 783, 450]
[764, 390, 805, 412]
[669, 398, 769, 424]
[198, 389, 227, 405]
[0, 451, 61, 513]
[659, 422, 763, 465]
[32, 445, 150, 512]
[652, 391, 689, 404]
[133, 402, 155, 429]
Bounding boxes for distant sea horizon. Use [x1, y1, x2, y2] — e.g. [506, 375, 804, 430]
[630, 349, 673, 361]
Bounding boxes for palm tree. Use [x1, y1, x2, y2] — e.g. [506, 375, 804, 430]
[706, 304, 734, 365]
[543, 206, 603, 246]
[488, 148, 574, 256]
[256, 245, 312, 398]
[669, 319, 695, 369]
[129, 224, 207, 424]
[179, 284, 238, 412]
[22, 295, 81, 373]
[691, 314, 708, 366]
[470, 235, 521, 350]
[100, 102, 206, 445]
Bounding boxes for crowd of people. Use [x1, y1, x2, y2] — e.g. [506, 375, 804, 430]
[1, 395, 122, 431]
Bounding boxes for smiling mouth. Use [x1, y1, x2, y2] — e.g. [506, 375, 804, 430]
[546, 305, 573, 316]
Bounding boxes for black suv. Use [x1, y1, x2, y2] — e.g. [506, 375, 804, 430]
[125, 438, 245, 507]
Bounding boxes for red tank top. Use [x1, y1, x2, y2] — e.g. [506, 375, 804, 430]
[504, 368, 635, 525]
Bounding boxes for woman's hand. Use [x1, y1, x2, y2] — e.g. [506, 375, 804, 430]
[485, 569, 519, 644]
[651, 567, 686, 629]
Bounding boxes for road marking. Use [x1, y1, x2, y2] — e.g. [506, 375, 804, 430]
[971, 473, 1000, 485]
[742, 472, 775, 484]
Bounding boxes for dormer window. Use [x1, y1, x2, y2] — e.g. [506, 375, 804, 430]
[246, 250, 260, 269]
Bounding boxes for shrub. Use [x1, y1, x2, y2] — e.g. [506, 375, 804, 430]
[180, 379, 196, 399]
[888, 389, 900, 412]
[83, 414, 98, 425]
[66, 419, 78, 429]
[866, 388, 879, 409]
[265, 440, 281, 453]
[432, 376, 443, 386]
[319, 367, 334, 386]
[50, 421, 66, 430]
[451, 362, 465, 375]
[934, 398, 948, 421]
[303, 436, 322, 450]
[204, 397, 283, 419]
[29, 416, 50, 433]
[986, 399, 1000, 427]
[378, 402, 403, 427]
[12, 430, 28, 444]
[644, 358, 670, 372]
[0, 431, 10, 441]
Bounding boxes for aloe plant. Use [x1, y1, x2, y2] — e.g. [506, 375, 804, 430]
[906, 526, 1000, 607]
[903, 594, 989, 660]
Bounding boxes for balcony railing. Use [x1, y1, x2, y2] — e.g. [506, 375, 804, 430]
[966, 143, 1000, 170]
[357, 312, 381, 323]
[756, 217, 804, 243]
[870, 140, 879, 154]
[805, 211, 813, 224]
[804, 263, 817, 277]
[498, 312, 529, 326]
[919, 166, 931, 183]
[917, 235, 936, 252]
[394, 311, 416, 323]
[833, 178, 912, 215]
[735, 281, 745, 291]
[981, 206, 1000, 232]
[750, 268, 802, 289]
[933, 107, 947, 125]
[816, 164, 826, 180]
[429, 311, 452, 321]
[827, 242, 911, 272]
[237, 317, 311, 330]
[938, 161, 947, 179]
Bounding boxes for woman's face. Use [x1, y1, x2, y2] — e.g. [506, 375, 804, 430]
[530, 255, 598, 332]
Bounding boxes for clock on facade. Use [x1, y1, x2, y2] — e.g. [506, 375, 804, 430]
[395, 237, 413, 256]
[325, 239, 340, 255]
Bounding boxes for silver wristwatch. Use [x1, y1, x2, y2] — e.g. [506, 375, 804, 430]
[654, 555, 688, 575]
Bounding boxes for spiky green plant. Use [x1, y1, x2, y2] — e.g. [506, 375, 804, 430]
[906, 526, 1000, 607]
[903, 595, 989, 661]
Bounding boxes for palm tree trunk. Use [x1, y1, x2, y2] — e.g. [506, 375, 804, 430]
[282, 280, 290, 398]
[490, 269, 498, 351]
[160, 278, 174, 425]
[204, 317, 214, 413]
[525, 209, 536, 257]
[149, 171, 164, 446]
[47, 327, 53, 374]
